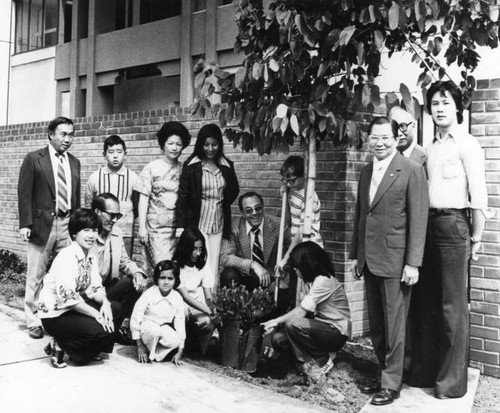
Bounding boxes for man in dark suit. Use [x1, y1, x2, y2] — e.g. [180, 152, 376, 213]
[389, 106, 426, 165]
[220, 191, 291, 308]
[349, 116, 429, 406]
[18, 117, 80, 339]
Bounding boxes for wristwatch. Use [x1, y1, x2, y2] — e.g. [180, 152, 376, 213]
[471, 236, 481, 243]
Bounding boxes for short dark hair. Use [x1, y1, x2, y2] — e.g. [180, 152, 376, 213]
[153, 260, 181, 288]
[157, 121, 191, 150]
[288, 241, 335, 284]
[104, 135, 126, 153]
[280, 155, 304, 178]
[91, 192, 119, 211]
[426, 80, 463, 124]
[238, 191, 264, 211]
[187, 123, 226, 165]
[172, 227, 207, 270]
[48, 117, 74, 137]
[367, 116, 394, 137]
[68, 208, 101, 239]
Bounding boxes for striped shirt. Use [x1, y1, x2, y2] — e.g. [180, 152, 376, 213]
[289, 188, 323, 246]
[198, 160, 227, 235]
[84, 166, 139, 237]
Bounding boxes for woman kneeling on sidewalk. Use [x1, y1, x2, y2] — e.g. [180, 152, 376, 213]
[261, 242, 351, 381]
[38, 209, 119, 368]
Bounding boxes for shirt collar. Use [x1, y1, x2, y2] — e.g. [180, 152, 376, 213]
[433, 124, 462, 143]
[48, 144, 66, 160]
[187, 156, 230, 168]
[246, 220, 264, 236]
[102, 165, 127, 175]
[70, 241, 92, 263]
[152, 286, 177, 303]
[402, 140, 417, 157]
[373, 149, 397, 168]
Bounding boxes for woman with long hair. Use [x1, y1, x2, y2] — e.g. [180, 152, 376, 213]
[262, 241, 351, 379]
[173, 227, 216, 355]
[176, 124, 239, 288]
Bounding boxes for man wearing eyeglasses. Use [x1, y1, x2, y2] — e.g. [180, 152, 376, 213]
[92, 192, 147, 343]
[389, 106, 426, 166]
[220, 192, 291, 307]
[349, 116, 428, 406]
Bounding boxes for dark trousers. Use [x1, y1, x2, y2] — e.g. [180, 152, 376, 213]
[408, 211, 470, 397]
[272, 317, 348, 366]
[104, 277, 140, 325]
[42, 300, 121, 365]
[186, 312, 216, 355]
[364, 265, 410, 392]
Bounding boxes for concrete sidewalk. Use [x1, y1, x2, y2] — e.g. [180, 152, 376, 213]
[0, 304, 329, 413]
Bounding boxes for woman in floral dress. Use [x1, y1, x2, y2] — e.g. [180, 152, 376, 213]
[38, 209, 118, 368]
[137, 121, 191, 265]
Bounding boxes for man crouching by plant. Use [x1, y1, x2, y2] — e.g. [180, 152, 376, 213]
[219, 192, 292, 313]
[91, 192, 147, 344]
[261, 242, 351, 382]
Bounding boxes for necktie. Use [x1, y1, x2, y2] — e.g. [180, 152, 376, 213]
[369, 165, 383, 205]
[251, 227, 264, 268]
[56, 153, 69, 213]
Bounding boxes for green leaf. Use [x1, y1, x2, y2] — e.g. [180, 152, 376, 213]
[276, 103, 288, 118]
[374, 30, 384, 51]
[252, 62, 262, 80]
[290, 114, 300, 135]
[370, 85, 381, 106]
[388, 2, 400, 31]
[361, 84, 371, 106]
[433, 37, 443, 56]
[313, 102, 328, 116]
[384, 92, 399, 115]
[400, 83, 412, 110]
[356, 41, 365, 65]
[272, 115, 282, 132]
[269, 59, 279, 72]
[235, 67, 246, 89]
[219, 108, 227, 128]
[346, 120, 358, 147]
[339, 25, 356, 46]
[280, 116, 289, 134]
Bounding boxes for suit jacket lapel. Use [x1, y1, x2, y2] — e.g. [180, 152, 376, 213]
[370, 155, 402, 210]
[262, 216, 275, 265]
[238, 218, 252, 260]
[68, 153, 79, 207]
[360, 163, 373, 211]
[38, 147, 56, 198]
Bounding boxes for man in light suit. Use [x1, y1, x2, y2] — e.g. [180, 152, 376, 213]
[220, 191, 291, 309]
[349, 117, 429, 406]
[389, 106, 426, 165]
[91, 193, 147, 341]
[18, 117, 80, 339]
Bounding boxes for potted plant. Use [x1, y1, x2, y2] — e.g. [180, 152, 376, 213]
[213, 285, 275, 372]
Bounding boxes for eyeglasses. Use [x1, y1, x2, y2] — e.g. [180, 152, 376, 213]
[102, 210, 123, 221]
[243, 205, 264, 215]
[397, 122, 413, 132]
[368, 135, 393, 143]
[281, 176, 299, 185]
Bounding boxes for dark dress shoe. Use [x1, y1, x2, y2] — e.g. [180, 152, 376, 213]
[360, 382, 381, 394]
[29, 326, 44, 339]
[435, 392, 462, 400]
[371, 388, 400, 406]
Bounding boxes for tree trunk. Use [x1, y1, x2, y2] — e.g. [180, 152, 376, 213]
[302, 129, 317, 241]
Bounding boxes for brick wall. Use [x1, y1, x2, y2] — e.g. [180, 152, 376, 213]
[469, 79, 500, 377]
[1, 80, 499, 377]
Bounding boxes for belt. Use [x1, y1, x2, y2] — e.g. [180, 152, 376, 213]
[54, 209, 71, 218]
[429, 208, 467, 216]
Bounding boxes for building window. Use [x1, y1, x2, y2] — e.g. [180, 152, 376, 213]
[15, 0, 59, 53]
[140, 0, 181, 24]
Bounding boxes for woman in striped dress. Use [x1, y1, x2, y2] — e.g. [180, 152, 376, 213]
[176, 124, 239, 289]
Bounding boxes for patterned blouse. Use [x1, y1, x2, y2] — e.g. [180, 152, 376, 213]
[136, 159, 182, 233]
[38, 242, 104, 319]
